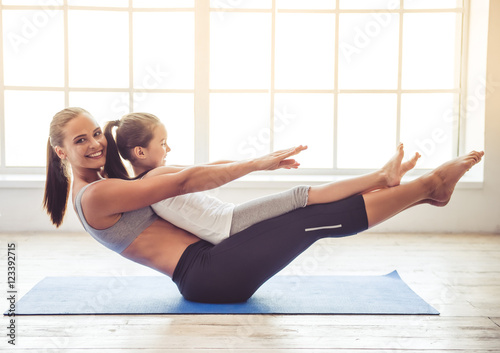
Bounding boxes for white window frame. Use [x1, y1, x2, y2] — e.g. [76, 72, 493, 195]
[0, 0, 487, 187]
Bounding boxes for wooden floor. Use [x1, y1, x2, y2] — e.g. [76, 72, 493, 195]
[1, 231, 499, 352]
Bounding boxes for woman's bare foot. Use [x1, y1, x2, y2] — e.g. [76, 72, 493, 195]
[424, 151, 484, 206]
[382, 143, 421, 187]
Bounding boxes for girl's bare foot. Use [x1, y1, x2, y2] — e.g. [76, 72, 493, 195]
[382, 143, 421, 187]
[424, 151, 484, 206]
[400, 152, 421, 178]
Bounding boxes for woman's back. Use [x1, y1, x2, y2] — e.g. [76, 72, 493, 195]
[73, 179, 200, 277]
[74, 180, 159, 253]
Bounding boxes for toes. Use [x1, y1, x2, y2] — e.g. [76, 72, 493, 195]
[465, 151, 484, 165]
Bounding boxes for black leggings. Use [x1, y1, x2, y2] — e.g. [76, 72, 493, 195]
[172, 194, 368, 303]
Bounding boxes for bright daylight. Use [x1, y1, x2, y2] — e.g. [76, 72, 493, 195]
[0, 1, 498, 352]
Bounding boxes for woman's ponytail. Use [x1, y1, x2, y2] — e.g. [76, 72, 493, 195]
[104, 120, 131, 180]
[43, 138, 70, 227]
[43, 107, 89, 227]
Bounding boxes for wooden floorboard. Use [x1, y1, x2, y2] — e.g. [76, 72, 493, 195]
[6, 351, 500, 353]
[0, 232, 499, 352]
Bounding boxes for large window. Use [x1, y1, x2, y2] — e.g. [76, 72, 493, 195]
[0, 0, 484, 177]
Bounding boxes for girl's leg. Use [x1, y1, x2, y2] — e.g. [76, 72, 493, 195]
[229, 144, 420, 236]
[307, 144, 420, 206]
[229, 186, 310, 236]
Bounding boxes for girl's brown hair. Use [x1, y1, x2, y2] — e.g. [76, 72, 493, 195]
[104, 112, 161, 179]
[43, 107, 90, 227]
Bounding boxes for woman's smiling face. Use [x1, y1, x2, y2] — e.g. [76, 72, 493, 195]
[55, 113, 107, 170]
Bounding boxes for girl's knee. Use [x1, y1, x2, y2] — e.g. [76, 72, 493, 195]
[294, 185, 311, 207]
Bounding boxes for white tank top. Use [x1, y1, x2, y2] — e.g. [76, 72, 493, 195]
[151, 192, 235, 245]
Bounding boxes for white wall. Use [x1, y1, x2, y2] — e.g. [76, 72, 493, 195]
[1, 1, 499, 234]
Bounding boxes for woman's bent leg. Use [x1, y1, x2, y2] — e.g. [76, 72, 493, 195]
[173, 194, 368, 303]
[173, 151, 483, 304]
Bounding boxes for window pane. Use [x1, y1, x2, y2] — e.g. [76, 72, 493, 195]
[275, 13, 335, 89]
[210, 13, 271, 89]
[133, 0, 194, 7]
[210, 94, 270, 161]
[274, 94, 334, 169]
[2, 0, 46, 5]
[68, 11, 129, 88]
[276, 0, 335, 9]
[404, 0, 462, 9]
[210, 0, 271, 9]
[402, 13, 459, 89]
[68, 0, 128, 7]
[337, 94, 397, 169]
[133, 12, 194, 89]
[134, 93, 194, 165]
[340, 0, 399, 9]
[4, 90, 64, 167]
[2, 9, 64, 87]
[400, 93, 456, 168]
[338, 13, 399, 89]
[69, 92, 129, 127]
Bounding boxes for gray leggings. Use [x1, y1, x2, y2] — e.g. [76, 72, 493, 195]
[229, 185, 310, 235]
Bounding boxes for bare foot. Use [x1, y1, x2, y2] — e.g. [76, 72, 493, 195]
[400, 152, 421, 178]
[382, 143, 420, 187]
[425, 151, 484, 206]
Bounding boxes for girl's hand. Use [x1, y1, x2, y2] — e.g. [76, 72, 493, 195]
[255, 145, 308, 171]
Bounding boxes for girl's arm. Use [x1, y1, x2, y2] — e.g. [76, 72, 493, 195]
[86, 146, 307, 217]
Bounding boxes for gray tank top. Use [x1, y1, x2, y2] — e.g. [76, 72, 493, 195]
[74, 180, 158, 253]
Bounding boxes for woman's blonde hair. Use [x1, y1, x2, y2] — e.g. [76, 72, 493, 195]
[44, 107, 90, 227]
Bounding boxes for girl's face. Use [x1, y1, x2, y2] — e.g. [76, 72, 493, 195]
[145, 124, 171, 168]
[56, 113, 107, 171]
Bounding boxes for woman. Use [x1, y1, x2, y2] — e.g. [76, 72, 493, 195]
[44, 107, 484, 303]
[103, 112, 421, 245]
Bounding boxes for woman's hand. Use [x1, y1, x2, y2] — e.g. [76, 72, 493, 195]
[254, 145, 308, 171]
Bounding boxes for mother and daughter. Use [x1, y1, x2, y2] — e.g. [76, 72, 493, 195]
[44, 107, 484, 303]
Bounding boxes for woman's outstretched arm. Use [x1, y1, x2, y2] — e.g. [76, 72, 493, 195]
[84, 146, 307, 219]
[145, 160, 238, 177]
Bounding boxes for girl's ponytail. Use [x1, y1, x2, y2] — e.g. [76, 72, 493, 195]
[104, 120, 131, 180]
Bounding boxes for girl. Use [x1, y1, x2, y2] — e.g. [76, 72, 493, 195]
[103, 112, 421, 244]
[44, 107, 484, 303]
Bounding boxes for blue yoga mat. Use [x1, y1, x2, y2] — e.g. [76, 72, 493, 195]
[7, 271, 438, 315]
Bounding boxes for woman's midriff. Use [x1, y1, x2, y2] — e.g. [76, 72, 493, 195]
[120, 218, 201, 277]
